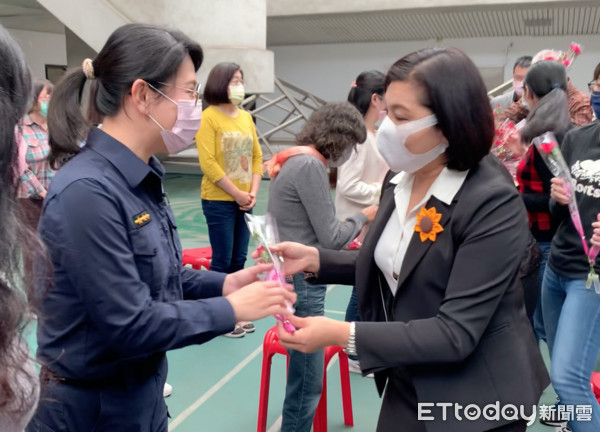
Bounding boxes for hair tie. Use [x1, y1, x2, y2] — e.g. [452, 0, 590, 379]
[82, 58, 95, 80]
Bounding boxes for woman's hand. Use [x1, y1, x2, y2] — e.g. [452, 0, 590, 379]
[239, 193, 256, 211]
[234, 190, 253, 207]
[276, 315, 350, 353]
[222, 263, 274, 296]
[592, 213, 600, 247]
[550, 177, 570, 206]
[226, 280, 296, 322]
[361, 205, 379, 223]
[252, 242, 320, 275]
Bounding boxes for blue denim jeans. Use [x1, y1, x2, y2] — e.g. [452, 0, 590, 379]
[542, 266, 600, 432]
[201, 200, 251, 274]
[281, 274, 326, 432]
[533, 241, 552, 341]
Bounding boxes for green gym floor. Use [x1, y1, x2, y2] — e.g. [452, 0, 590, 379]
[25, 174, 563, 431]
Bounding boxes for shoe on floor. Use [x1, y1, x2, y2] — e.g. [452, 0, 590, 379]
[239, 321, 255, 333]
[224, 325, 246, 338]
[163, 382, 172, 398]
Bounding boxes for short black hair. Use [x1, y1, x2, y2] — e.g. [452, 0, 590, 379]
[296, 102, 366, 161]
[347, 70, 385, 117]
[384, 47, 494, 171]
[513, 56, 533, 72]
[203, 62, 242, 106]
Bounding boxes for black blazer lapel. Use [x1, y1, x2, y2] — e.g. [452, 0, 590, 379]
[394, 196, 454, 292]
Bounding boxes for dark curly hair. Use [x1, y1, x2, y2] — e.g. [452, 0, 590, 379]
[296, 102, 366, 161]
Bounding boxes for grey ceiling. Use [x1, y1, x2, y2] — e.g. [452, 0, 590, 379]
[0, 1, 598, 43]
[267, 4, 600, 45]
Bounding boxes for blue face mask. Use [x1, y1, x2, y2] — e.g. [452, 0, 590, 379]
[591, 91, 600, 119]
[40, 100, 49, 117]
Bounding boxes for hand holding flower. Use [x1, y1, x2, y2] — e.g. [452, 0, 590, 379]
[550, 177, 570, 206]
[276, 315, 350, 353]
[592, 213, 600, 248]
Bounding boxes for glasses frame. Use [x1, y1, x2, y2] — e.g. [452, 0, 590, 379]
[588, 80, 599, 93]
[151, 81, 202, 106]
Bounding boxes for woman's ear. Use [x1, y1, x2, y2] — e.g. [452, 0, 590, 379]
[130, 79, 153, 115]
[370, 93, 380, 107]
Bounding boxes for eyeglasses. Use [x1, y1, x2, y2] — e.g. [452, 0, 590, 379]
[230, 78, 244, 86]
[153, 81, 202, 106]
[588, 80, 599, 92]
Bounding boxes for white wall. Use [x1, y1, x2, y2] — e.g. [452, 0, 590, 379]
[7, 28, 67, 80]
[270, 34, 600, 102]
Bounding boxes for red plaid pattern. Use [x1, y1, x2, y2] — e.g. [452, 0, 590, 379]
[516, 146, 551, 232]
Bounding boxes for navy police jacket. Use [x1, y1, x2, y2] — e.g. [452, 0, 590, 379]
[36, 128, 235, 382]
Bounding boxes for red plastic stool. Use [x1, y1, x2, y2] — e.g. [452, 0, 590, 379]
[182, 247, 212, 270]
[257, 326, 353, 432]
[591, 372, 600, 403]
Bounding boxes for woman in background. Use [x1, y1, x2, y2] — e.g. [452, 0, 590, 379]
[18, 79, 54, 230]
[336, 70, 388, 374]
[267, 102, 377, 432]
[196, 62, 263, 337]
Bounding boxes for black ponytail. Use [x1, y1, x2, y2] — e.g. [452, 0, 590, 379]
[347, 70, 385, 117]
[48, 69, 88, 169]
[48, 23, 203, 168]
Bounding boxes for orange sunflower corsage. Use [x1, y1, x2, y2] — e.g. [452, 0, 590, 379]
[414, 206, 443, 242]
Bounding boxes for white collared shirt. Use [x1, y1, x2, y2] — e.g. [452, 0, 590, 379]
[374, 167, 469, 295]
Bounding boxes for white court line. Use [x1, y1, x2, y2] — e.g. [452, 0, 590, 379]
[324, 309, 345, 316]
[169, 344, 263, 430]
[266, 354, 340, 432]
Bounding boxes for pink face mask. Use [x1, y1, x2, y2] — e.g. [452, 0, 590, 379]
[147, 86, 203, 154]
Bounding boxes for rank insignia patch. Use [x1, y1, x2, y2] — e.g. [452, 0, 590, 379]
[133, 211, 151, 227]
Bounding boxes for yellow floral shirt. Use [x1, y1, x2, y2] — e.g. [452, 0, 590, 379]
[196, 106, 263, 201]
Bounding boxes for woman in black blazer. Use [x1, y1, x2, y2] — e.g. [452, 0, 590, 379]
[270, 48, 549, 432]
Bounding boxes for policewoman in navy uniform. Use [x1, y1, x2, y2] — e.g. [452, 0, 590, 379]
[269, 48, 549, 432]
[27, 24, 295, 432]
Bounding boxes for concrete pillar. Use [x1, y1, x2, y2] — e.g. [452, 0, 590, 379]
[109, 0, 274, 93]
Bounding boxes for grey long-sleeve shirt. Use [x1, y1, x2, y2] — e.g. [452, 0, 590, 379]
[267, 154, 367, 249]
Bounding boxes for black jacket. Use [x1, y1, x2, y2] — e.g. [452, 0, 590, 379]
[313, 155, 549, 432]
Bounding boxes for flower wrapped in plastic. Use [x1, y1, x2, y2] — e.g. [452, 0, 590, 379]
[245, 213, 296, 333]
[532, 132, 599, 292]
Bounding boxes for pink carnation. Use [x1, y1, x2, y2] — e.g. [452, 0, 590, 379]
[563, 59, 571, 67]
[570, 43, 582, 55]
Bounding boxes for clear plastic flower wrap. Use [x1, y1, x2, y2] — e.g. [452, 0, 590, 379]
[245, 213, 296, 333]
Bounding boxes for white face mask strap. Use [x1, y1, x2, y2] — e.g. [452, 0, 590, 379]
[404, 114, 438, 133]
[147, 114, 166, 132]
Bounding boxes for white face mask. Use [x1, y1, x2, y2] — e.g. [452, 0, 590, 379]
[375, 115, 448, 174]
